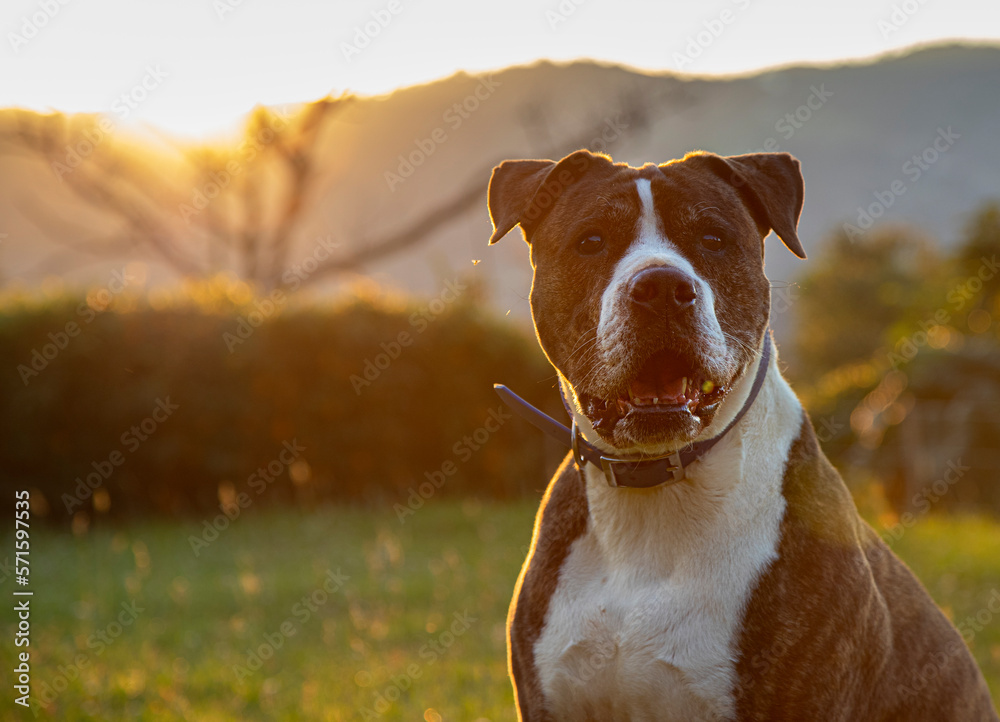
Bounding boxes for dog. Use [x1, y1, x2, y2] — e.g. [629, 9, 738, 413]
[486, 149, 997, 721]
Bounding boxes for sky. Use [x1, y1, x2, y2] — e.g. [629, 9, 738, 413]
[2, 0, 999, 138]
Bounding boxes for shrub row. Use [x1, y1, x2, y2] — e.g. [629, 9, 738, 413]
[0, 289, 566, 526]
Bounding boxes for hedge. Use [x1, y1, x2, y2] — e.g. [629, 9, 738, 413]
[0, 282, 566, 527]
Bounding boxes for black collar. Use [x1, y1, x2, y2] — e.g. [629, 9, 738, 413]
[494, 331, 771, 489]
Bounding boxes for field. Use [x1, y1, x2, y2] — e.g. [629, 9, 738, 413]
[3, 500, 999, 720]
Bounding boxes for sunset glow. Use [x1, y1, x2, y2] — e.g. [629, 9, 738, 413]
[3, 0, 999, 137]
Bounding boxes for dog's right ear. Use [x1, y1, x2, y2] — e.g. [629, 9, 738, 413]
[487, 149, 601, 244]
[487, 159, 555, 245]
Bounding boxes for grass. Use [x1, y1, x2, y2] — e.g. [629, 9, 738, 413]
[2, 500, 998, 720]
[881, 513, 1000, 700]
[3, 501, 530, 721]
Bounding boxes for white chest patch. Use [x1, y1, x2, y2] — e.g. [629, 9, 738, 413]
[534, 352, 802, 721]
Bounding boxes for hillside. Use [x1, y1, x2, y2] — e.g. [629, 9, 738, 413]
[1, 43, 998, 336]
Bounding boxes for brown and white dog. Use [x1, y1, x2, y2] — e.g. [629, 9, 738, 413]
[486, 149, 997, 721]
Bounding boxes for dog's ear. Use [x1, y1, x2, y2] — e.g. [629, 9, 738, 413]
[487, 159, 555, 245]
[487, 149, 601, 244]
[684, 151, 806, 259]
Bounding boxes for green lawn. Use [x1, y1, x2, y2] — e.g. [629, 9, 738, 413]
[2, 501, 998, 720]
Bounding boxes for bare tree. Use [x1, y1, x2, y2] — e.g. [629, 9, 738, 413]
[1, 83, 678, 291]
[2, 97, 347, 288]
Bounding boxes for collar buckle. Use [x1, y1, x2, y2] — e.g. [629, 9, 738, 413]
[572, 419, 686, 488]
[600, 451, 685, 488]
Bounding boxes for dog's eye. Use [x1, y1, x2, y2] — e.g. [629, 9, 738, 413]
[700, 233, 726, 252]
[576, 234, 605, 256]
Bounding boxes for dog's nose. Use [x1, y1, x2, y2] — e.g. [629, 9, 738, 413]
[628, 266, 697, 313]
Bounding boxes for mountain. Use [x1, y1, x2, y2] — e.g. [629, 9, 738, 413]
[1, 43, 998, 338]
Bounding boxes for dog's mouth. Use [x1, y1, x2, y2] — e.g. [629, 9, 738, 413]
[578, 347, 729, 435]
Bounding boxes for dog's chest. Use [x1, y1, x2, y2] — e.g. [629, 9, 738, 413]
[533, 419, 792, 721]
[535, 537, 741, 721]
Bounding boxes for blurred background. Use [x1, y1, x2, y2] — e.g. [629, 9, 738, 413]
[1, 0, 999, 719]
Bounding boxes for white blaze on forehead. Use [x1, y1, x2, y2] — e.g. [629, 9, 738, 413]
[628, 176, 693, 276]
[595, 178, 727, 359]
[636, 177, 659, 240]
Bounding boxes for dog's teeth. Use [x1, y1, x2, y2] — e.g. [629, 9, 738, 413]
[681, 377, 688, 395]
[702, 380, 715, 394]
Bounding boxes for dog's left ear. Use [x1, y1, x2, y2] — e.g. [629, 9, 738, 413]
[687, 151, 806, 259]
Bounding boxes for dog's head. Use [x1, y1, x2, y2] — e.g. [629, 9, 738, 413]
[487, 149, 805, 453]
